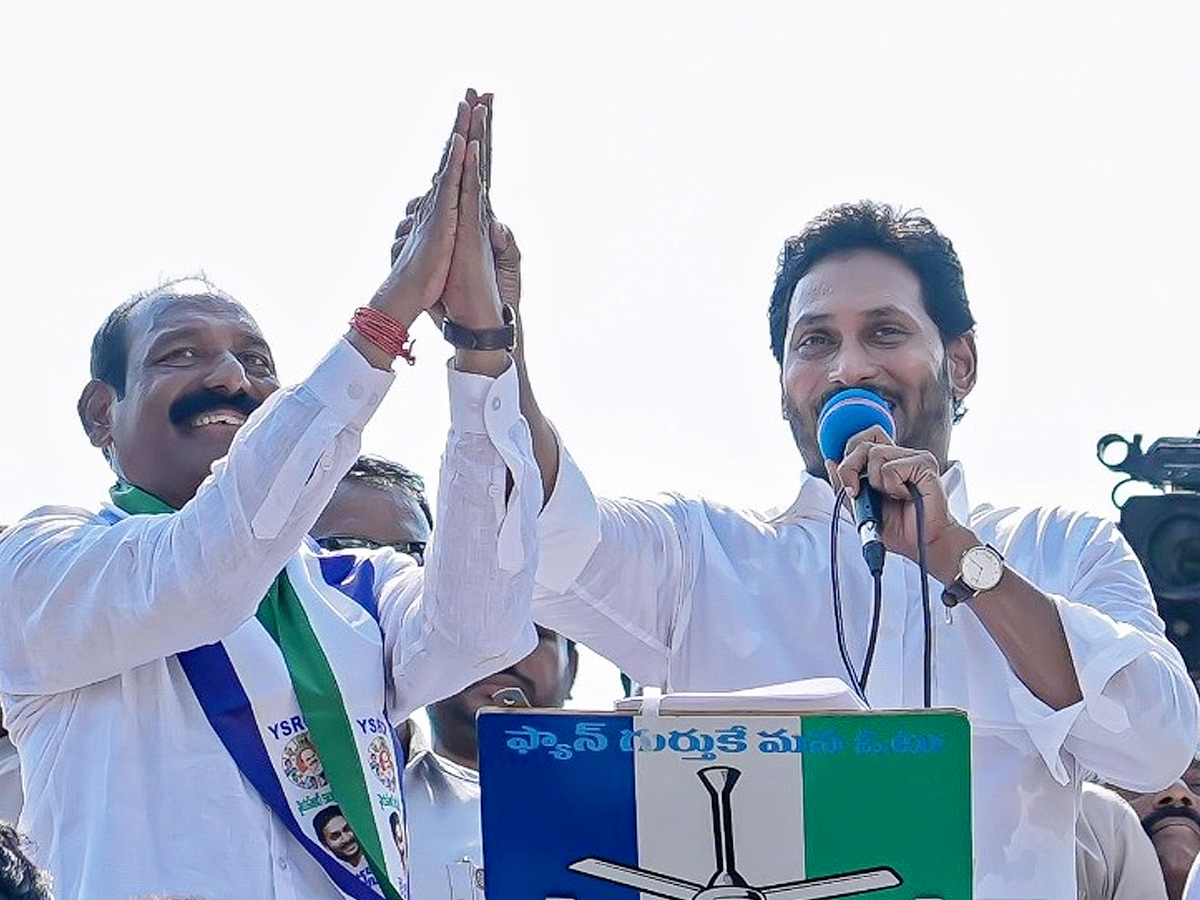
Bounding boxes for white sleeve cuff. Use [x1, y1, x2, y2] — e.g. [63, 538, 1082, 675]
[303, 338, 396, 430]
[1009, 593, 1158, 783]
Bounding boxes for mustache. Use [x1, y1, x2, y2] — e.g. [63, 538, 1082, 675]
[168, 389, 261, 426]
[1142, 803, 1200, 835]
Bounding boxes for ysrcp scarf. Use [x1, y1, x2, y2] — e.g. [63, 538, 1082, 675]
[109, 483, 408, 900]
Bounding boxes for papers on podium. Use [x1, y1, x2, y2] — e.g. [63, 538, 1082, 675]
[613, 677, 868, 715]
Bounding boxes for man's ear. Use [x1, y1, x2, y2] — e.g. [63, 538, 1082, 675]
[78, 379, 116, 452]
[946, 332, 978, 403]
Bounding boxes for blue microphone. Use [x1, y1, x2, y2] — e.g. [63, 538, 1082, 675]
[817, 388, 896, 576]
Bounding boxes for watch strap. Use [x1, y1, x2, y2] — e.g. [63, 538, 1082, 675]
[441, 303, 516, 351]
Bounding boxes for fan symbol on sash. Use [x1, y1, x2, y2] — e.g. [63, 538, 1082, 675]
[569, 766, 902, 900]
[283, 733, 329, 790]
[368, 735, 398, 792]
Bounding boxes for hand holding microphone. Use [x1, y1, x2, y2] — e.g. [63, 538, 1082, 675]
[818, 388, 962, 578]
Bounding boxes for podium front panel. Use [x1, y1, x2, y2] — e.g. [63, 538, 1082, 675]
[479, 708, 971, 899]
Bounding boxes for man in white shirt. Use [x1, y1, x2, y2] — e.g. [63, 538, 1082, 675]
[0, 92, 539, 900]
[491, 199, 1198, 899]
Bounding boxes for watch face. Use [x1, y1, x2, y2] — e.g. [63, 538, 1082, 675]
[961, 545, 1004, 591]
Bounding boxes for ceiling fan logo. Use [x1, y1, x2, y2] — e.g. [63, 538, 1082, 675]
[568, 765, 902, 900]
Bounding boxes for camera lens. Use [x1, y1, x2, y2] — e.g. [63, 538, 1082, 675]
[1147, 514, 1200, 594]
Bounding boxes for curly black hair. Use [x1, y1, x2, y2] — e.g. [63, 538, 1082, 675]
[768, 200, 975, 367]
[0, 821, 53, 900]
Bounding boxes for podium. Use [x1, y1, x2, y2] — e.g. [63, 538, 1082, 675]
[478, 691, 971, 900]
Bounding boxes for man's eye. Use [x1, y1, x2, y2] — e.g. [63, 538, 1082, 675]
[241, 352, 274, 373]
[794, 333, 836, 356]
[871, 325, 908, 342]
[160, 348, 198, 364]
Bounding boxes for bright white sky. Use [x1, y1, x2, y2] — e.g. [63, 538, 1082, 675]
[1, 3, 1196, 709]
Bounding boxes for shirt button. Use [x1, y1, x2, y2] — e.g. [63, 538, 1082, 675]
[277, 856, 289, 870]
[491, 396, 502, 411]
[347, 382, 364, 400]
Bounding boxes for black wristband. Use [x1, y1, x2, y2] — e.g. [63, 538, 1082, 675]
[441, 304, 516, 351]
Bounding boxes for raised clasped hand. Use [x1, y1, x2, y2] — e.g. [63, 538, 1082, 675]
[366, 100, 478, 330]
[384, 89, 510, 342]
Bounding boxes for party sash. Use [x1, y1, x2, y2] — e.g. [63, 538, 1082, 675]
[108, 484, 408, 900]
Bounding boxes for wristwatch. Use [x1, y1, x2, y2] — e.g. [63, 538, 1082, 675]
[941, 543, 1005, 608]
[441, 303, 516, 351]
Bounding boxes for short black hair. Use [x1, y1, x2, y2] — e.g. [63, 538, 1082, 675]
[346, 455, 433, 529]
[313, 804, 345, 839]
[0, 821, 53, 900]
[768, 200, 975, 367]
[87, 275, 237, 399]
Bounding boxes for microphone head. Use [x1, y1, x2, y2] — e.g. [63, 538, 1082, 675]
[817, 388, 897, 462]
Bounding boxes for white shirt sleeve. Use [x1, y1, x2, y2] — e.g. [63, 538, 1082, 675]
[0, 339, 392, 695]
[532, 444, 696, 688]
[1004, 514, 1199, 791]
[375, 361, 539, 719]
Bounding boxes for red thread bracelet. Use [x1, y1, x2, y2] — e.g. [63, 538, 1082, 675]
[350, 307, 416, 366]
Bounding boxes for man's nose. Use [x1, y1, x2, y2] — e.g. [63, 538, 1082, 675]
[1154, 780, 1198, 808]
[202, 351, 250, 394]
[827, 340, 881, 386]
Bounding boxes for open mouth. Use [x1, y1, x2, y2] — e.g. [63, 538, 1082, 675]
[188, 410, 247, 429]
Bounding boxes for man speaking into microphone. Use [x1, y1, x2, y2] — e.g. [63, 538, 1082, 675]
[508, 200, 1199, 899]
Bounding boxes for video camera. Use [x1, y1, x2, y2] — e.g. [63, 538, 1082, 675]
[1099, 432, 1200, 672]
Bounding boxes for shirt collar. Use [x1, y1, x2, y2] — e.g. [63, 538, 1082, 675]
[772, 460, 971, 527]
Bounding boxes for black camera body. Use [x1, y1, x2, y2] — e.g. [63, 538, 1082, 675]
[1099, 433, 1200, 672]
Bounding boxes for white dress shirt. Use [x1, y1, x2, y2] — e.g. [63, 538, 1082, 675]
[0, 734, 21, 825]
[403, 724, 484, 900]
[1076, 781, 1167, 900]
[532, 453, 1198, 900]
[0, 340, 539, 900]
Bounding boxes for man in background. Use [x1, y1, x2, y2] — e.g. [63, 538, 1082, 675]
[312, 456, 431, 562]
[1118, 757, 1200, 900]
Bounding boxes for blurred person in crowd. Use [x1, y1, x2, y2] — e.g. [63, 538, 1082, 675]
[1077, 778, 1168, 899]
[312, 455, 431, 563]
[0, 91, 539, 900]
[1117, 756, 1200, 900]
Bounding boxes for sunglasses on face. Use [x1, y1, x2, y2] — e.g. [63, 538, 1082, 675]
[315, 535, 426, 565]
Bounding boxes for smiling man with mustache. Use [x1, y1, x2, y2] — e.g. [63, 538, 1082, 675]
[0, 92, 541, 900]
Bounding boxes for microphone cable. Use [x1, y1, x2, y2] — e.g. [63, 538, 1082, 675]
[830, 484, 882, 705]
[907, 483, 933, 709]
[829, 479, 936, 708]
